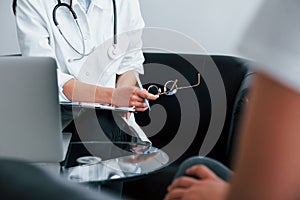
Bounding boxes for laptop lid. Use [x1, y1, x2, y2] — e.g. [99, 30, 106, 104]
[0, 56, 65, 162]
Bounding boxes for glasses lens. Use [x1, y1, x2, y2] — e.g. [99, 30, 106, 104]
[164, 80, 178, 95]
[147, 85, 161, 95]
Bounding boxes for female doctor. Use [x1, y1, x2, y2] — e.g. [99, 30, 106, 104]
[13, 0, 158, 141]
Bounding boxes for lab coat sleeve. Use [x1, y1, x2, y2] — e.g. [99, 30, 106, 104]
[117, 0, 145, 75]
[15, 0, 74, 102]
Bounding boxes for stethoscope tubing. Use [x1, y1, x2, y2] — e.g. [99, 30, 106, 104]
[52, 0, 117, 61]
[112, 0, 117, 47]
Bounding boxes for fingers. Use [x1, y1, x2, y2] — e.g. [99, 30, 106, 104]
[130, 88, 158, 111]
[112, 86, 158, 110]
[129, 95, 147, 110]
[167, 165, 217, 194]
[186, 165, 218, 180]
[164, 188, 186, 200]
[167, 176, 199, 192]
[167, 178, 200, 200]
[165, 165, 226, 200]
[129, 94, 144, 106]
[135, 88, 159, 100]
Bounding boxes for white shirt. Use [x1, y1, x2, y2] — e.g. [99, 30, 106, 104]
[78, 0, 91, 12]
[238, 0, 300, 92]
[15, 0, 145, 102]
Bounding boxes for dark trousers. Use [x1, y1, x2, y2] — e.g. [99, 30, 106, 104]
[61, 105, 131, 144]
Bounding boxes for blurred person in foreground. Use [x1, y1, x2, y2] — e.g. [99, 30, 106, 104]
[165, 0, 300, 199]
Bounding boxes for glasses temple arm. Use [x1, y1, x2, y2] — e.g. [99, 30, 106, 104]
[177, 73, 201, 90]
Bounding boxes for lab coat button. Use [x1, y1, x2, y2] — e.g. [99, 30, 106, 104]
[85, 72, 90, 76]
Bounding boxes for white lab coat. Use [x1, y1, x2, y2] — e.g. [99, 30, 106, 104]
[15, 0, 145, 102]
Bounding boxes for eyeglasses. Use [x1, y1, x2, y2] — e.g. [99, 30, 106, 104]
[147, 73, 200, 96]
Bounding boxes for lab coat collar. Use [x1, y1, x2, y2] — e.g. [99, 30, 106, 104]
[92, 0, 110, 10]
[62, 0, 110, 10]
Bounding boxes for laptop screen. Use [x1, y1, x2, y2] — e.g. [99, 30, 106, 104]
[0, 56, 66, 162]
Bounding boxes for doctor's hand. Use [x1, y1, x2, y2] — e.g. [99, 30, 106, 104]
[111, 86, 158, 111]
[164, 165, 230, 200]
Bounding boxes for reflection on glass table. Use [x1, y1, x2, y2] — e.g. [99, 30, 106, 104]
[62, 142, 169, 183]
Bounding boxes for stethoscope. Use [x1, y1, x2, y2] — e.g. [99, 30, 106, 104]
[52, 0, 119, 62]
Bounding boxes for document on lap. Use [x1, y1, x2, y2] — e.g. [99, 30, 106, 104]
[60, 101, 135, 112]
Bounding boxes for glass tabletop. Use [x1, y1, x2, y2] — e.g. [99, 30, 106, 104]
[61, 141, 169, 183]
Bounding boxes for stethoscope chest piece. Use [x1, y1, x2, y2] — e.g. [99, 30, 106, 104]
[107, 45, 122, 60]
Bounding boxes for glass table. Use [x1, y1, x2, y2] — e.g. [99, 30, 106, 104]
[61, 141, 169, 184]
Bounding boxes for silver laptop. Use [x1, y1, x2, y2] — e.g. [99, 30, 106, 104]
[0, 56, 70, 162]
